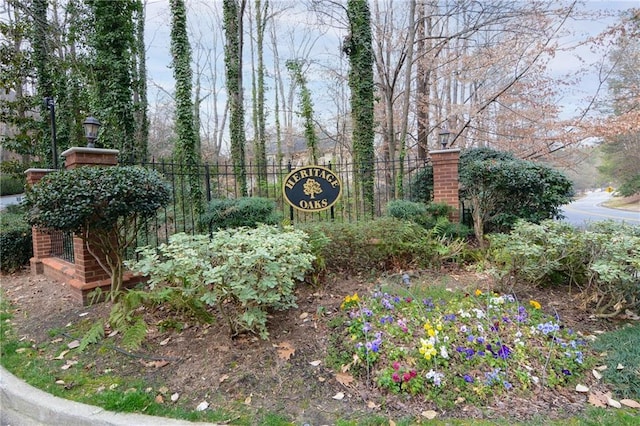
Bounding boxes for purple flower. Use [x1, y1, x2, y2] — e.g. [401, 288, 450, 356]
[423, 298, 435, 310]
[562, 369, 572, 376]
[497, 344, 511, 360]
[362, 322, 371, 333]
[463, 374, 474, 383]
[503, 381, 512, 390]
[444, 313, 456, 321]
[476, 337, 485, 344]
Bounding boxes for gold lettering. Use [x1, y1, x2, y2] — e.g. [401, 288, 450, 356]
[300, 169, 309, 178]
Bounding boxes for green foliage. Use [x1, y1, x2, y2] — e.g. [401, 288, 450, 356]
[170, 0, 203, 217]
[201, 196, 280, 231]
[385, 200, 429, 226]
[488, 220, 640, 317]
[0, 211, 32, 273]
[616, 174, 640, 197]
[78, 321, 105, 352]
[127, 225, 315, 340]
[385, 201, 471, 241]
[346, 0, 375, 214]
[300, 217, 462, 274]
[0, 175, 25, 196]
[25, 166, 170, 234]
[286, 59, 318, 163]
[223, 0, 247, 196]
[25, 166, 170, 299]
[409, 165, 433, 203]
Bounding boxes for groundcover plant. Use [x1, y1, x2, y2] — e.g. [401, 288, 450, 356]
[336, 284, 590, 408]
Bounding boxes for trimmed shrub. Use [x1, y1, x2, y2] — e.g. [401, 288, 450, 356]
[300, 217, 460, 274]
[202, 196, 281, 231]
[0, 175, 25, 196]
[0, 211, 32, 273]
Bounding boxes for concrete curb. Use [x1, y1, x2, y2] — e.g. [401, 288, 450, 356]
[0, 366, 216, 425]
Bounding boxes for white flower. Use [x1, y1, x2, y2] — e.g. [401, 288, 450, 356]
[458, 309, 471, 318]
[473, 308, 485, 319]
[440, 345, 449, 359]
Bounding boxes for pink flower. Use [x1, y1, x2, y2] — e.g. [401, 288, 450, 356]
[392, 361, 400, 370]
[403, 372, 412, 382]
[392, 373, 401, 383]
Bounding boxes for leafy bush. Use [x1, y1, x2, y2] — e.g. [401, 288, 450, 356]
[0, 175, 25, 196]
[410, 148, 574, 245]
[125, 225, 315, 341]
[300, 217, 464, 274]
[488, 220, 640, 317]
[333, 282, 590, 408]
[386, 200, 471, 240]
[0, 211, 32, 273]
[24, 166, 170, 299]
[201, 196, 281, 231]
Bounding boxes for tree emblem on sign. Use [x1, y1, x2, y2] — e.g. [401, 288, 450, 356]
[303, 178, 322, 199]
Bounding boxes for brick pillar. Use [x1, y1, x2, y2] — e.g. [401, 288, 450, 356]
[61, 147, 119, 301]
[25, 168, 55, 274]
[431, 148, 460, 223]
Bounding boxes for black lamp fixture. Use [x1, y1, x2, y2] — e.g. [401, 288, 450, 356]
[438, 129, 451, 150]
[82, 116, 101, 148]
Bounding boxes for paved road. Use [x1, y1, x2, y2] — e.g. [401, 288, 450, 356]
[560, 191, 640, 227]
[0, 194, 24, 211]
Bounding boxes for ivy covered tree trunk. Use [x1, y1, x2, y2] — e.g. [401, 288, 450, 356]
[224, 0, 248, 196]
[87, 0, 137, 159]
[253, 0, 268, 189]
[170, 0, 204, 217]
[345, 0, 375, 216]
[286, 59, 318, 163]
[133, 0, 149, 162]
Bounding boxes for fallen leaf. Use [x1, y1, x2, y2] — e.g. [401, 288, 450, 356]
[196, 401, 209, 411]
[55, 380, 65, 385]
[155, 394, 164, 404]
[421, 410, 438, 419]
[620, 399, 640, 409]
[607, 397, 622, 408]
[244, 394, 252, 405]
[332, 392, 345, 400]
[15, 348, 27, 353]
[67, 340, 80, 349]
[159, 337, 171, 346]
[389, 420, 396, 426]
[78, 312, 88, 317]
[336, 372, 354, 386]
[592, 369, 602, 380]
[309, 360, 322, 366]
[158, 386, 169, 394]
[107, 330, 118, 338]
[219, 374, 229, 383]
[171, 393, 180, 402]
[109, 384, 119, 390]
[341, 363, 351, 373]
[318, 377, 326, 382]
[51, 338, 63, 344]
[54, 350, 70, 360]
[140, 360, 170, 368]
[276, 342, 295, 360]
[617, 363, 625, 370]
[366, 401, 380, 409]
[576, 384, 589, 393]
[588, 392, 607, 408]
[595, 365, 608, 371]
[299, 312, 309, 320]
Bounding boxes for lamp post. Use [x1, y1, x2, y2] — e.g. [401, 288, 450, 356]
[44, 97, 58, 169]
[82, 116, 101, 148]
[438, 129, 451, 150]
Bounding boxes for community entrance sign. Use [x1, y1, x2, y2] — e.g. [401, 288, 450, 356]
[282, 165, 342, 212]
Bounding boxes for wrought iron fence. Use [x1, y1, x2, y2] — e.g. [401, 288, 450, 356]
[49, 230, 75, 263]
[120, 156, 430, 253]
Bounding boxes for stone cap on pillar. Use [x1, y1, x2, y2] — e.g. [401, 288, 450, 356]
[24, 168, 56, 185]
[61, 147, 120, 169]
[429, 148, 461, 155]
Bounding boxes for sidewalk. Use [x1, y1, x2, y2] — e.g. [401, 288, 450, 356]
[0, 366, 218, 426]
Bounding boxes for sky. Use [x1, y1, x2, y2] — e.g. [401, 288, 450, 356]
[142, 0, 639, 127]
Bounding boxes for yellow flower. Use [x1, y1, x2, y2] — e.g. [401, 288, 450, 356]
[529, 300, 541, 310]
[474, 289, 483, 296]
[340, 292, 360, 310]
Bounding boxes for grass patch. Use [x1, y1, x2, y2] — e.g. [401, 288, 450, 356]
[591, 323, 640, 399]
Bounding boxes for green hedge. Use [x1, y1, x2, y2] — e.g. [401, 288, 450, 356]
[0, 175, 25, 196]
[201, 197, 281, 231]
[0, 211, 32, 273]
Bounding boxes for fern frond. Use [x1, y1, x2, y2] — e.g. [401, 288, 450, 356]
[120, 317, 147, 351]
[78, 321, 105, 352]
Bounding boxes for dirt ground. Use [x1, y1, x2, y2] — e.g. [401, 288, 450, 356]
[1, 267, 619, 424]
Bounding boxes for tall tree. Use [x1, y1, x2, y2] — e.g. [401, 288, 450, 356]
[170, 0, 204, 215]
[345, 0, 375, 215]
[133, 1, 149, 161]
[286, 59, 318, 163]
[87, 0, 137, 160]
[223, 0, 248, 196]
[252, 0, 269, 189]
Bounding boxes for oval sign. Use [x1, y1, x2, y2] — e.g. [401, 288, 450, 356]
[282, 165, 342, 212]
